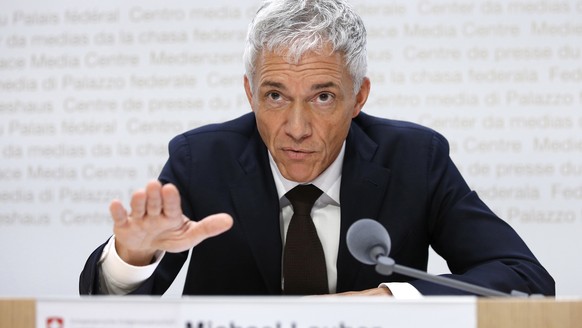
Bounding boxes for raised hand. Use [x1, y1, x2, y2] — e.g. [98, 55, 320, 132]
[109, 180, 233, 266]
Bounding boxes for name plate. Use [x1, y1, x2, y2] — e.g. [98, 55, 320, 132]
[37, 296, 476, 328]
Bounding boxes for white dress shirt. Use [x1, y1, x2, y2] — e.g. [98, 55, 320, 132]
[99, 143, 421, 298]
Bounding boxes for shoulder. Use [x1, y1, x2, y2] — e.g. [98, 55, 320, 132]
[181, 112, 256, 140]
[353, 112, 448, 147]
[168, 113, 257, 154]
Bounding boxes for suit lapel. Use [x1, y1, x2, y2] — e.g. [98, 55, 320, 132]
[336, 122, 392, 292]
[229, 128, 282, 294]
[227, 117, 391, 293]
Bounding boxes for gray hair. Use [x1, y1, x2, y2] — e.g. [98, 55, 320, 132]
[243, 0, 367, 93]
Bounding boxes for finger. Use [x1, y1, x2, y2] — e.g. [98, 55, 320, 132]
[198, 213, 234, 237]
[109, 199, 128, 226]
[187, 213, 234, 246]
[129, 188, 146, 219]
[161, 183, 182, 219]
[145, 180, 163, 217]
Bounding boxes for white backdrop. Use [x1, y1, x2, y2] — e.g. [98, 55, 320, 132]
[1, 0, 581, 297]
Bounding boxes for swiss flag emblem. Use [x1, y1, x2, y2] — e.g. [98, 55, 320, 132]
[46, 317, 64, 328]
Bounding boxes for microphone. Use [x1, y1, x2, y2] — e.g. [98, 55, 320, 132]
[346, 218, 527, 297]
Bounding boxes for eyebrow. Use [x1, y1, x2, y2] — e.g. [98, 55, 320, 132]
[259, 80, 339, 90]
[260, 81, 286, 90]
[311, 82, 339, 90]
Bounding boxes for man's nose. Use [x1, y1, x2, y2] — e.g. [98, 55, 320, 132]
[284, 102, 311, 141]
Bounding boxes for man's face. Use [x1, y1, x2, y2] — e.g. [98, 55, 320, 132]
[244, 46, 370, 182]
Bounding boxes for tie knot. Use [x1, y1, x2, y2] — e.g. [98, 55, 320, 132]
[285, 184, 323, 216]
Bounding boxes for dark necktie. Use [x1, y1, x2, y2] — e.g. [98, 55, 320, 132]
[283, 184, 329, 295]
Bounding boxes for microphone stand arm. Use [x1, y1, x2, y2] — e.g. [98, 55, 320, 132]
[375, 255, 527, 297]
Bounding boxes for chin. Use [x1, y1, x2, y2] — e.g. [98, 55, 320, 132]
[281, 163, 321, 183]
[283, 171, 312, 183]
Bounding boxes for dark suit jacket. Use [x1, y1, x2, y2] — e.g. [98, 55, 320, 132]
[80, 112, 554, 296]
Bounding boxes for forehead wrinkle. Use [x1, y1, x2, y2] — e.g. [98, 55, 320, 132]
[258, 54, 344, 75]
[259, 66, 344, 85]
[255, 50, 348, 93]
[259, 63, 342, 76]
[260, 80, 287, 90]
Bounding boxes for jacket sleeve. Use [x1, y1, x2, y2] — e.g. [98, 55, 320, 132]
[79, 241, 108, 295]
[78, 239, 189, 295]
[410, 133, 555, 296]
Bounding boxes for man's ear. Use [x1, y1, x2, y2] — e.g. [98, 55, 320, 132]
[352, 77, 370, 118]
[243, 75, 254, 112]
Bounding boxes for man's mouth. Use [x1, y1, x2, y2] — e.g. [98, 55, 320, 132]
[281, 147, 314, 160]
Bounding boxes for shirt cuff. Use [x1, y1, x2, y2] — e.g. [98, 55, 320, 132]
[99, 236, 165, 294]
[380, 282, 423, 299]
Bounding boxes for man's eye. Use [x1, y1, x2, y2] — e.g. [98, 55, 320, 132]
[267, 92, 281, 101]
[315, 93, 334, 103]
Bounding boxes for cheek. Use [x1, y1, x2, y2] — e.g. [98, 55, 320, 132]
[320, 115, 351, 139]
[256, 114, 280, 145]
[318, 121, 350, 156]
[256, 118, 271, 141]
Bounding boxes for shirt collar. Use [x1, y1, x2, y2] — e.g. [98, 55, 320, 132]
[269, 142, 344, 207]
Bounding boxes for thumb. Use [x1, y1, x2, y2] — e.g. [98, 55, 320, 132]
[197, 213, 234, 236]
[188, 213, 234, 244]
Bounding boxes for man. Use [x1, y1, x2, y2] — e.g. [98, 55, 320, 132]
[80, 0, 554, 297]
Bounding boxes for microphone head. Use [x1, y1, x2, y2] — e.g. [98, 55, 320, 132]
[346, 218, 391, 265]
